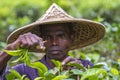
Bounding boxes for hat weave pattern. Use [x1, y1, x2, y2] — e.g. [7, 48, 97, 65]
[71, 22, 99, 49]
[7, 3, 105, 52]
[37, 3, 73, 23]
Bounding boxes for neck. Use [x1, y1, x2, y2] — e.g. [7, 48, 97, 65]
[46, 56, 55, 69]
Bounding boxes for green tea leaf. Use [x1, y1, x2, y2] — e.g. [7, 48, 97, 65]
[60, 70, 69, 76]
[11, 55, 23, 63]
[52, 75, 68, 80]
[44, 72, 56, 80]
[31, 61, 48, 76]
[52, 59, 62, 68]
[20, 50, 28, 61]
[21, 75, 27, 79]
[34, 77, 43, 80]
[24, 78, 30, 80]
[6, 69, 22, 79]
[81, 68, 107, 80]
[4, 49, 23, 56]
[70, 69, 83, 75]
[32, 61, 48, 72]
[67, 62, 87, 71]
[24, 53, 31, 66]
[63, 78, 76, 80]
[5, 73, 15, 80]
[93, 62, 108, 68]
[110, 68, 119, 75]
[46, 67, 59, 75]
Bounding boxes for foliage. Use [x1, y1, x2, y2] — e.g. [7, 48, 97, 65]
[6, 69, 29, 80]
[0, 0, 120, 59]
[4, 49, 120, 80]
[0, 0, 120, 79]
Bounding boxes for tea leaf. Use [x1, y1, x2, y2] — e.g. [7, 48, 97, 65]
[67, 62, 87, 71]
[52, 59, 62, 68]
[5, 73, 15, 80]
[6, 69, 22, 79]
[60, 70, 69, 76]
[12, 55, 23, 63]
[4, 49, 23, 56]
[31, 61, 48, 76]
[21, 75, 27, 80]
[34, 77, 43, 80]
[24, 78, 30, 80]
[110, 68, 119, 75]
[81, 68, 107, 80]
[70, 69, 83, 75]
[20, 50, 28, 61]
[52, 75, 68, 80]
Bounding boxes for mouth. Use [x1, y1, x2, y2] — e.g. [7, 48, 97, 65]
[50, 50, 62, 55]
[47, 46, 63, 55]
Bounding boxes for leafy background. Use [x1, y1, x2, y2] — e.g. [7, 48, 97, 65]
[0, 0, 120, 75]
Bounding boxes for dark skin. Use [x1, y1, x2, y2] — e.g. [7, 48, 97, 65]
[0, 23, 81, 72]
[43, 25, 71, 60]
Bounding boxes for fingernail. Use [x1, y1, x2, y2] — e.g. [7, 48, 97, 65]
[36, 45, 40, 49]
[62, 62, 65, 65]
[42, 47, 46, 51]
[43, 40, 47, 43]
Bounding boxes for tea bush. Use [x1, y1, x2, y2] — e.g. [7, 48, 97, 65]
[0, 0, 120, 79]
[4, 49, 120, 80]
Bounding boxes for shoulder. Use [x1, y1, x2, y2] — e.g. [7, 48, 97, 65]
[12, 64, 28, 74]
[13, 63, 37, 75]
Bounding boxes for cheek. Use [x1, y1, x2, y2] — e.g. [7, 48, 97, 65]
[44, 41, 50, 48]
[60, 39, 71, 49]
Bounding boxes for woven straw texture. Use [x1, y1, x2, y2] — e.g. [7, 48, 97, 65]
[7, 3, 105, 52]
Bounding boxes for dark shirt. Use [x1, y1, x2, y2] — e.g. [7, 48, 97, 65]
[0, 56, 93, 80]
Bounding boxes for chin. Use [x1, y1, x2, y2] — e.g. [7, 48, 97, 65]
[49, 55, 63, 61]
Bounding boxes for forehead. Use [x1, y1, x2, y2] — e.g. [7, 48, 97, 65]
[41, 23, 70, 32]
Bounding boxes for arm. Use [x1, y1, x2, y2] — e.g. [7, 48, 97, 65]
[0, 51, 11, 74]
[0, 39, 20, 74]
[0, 32, 44, 75]
[62, 56, 93, 70]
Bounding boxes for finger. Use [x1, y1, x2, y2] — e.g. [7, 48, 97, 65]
[30, 34, 44, 50]
[19, 34, 29, 48]
[19, 33, 34, 48]
[62, 56, 75, 65]
[26, 32, 38, 45]
[63, 65, 73, 70]
[69, 60, 81, 64]
[13, 39, 21, 49]
[30, 34, 39, 45]
[7, 39, 21, 50]
[25, 35, 33, 46]
[33, 34, 44, 49]
[25, 33, 41, 49]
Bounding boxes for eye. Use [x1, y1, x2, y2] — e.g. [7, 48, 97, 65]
[43, 35, 51, 40]
[58, 34, 67, 39]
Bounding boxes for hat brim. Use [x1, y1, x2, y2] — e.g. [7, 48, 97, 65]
[7, 18, 105, 52]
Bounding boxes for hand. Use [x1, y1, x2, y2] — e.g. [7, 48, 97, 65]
[6, 32, 44, 51]
[62, 56, 82, 70]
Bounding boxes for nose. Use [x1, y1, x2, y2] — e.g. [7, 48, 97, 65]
[52, 36, 59, 46]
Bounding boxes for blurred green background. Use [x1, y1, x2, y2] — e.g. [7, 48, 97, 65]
[0, 0, 120, 70]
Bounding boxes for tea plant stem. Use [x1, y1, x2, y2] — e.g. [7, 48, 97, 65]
[77, 75, 80, 80]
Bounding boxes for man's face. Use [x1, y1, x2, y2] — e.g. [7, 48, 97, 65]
[42, 24, 73, 61]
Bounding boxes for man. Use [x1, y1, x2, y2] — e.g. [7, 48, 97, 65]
[0, 3, 105, 80]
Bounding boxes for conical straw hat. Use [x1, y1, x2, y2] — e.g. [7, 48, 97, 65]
[7, 3, 105, 52]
